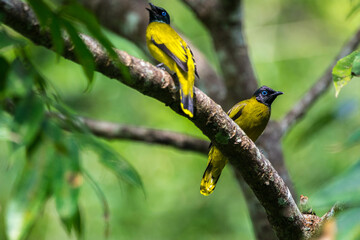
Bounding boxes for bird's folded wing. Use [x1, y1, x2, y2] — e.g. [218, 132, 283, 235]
[151, 33, 189, 73]
[228, 102, 247, 121]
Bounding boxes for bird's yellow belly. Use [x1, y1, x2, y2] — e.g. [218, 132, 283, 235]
[236, 103, 270, 141]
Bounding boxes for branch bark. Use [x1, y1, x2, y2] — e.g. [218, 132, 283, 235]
[0, 1, 309, 239]
[50, 112, 209, 153]
[280, 28, 360, 135]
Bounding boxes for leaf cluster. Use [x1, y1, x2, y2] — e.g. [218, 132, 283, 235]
[0, 28, 142, 240]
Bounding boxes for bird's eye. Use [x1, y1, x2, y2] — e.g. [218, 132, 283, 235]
[261, 90, 268, 96]
[162, 11, 167, 16]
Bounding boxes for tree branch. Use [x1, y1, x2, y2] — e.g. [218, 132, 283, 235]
[50, 112, 209, 153]
[0, 1, 308, 239]
[280, 28, 360, 135]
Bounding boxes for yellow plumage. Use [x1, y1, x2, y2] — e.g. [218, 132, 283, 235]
[146, 21, 196, 118]
[200, 96, 271, 196]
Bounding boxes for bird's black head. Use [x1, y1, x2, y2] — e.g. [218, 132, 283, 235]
[146, 3, 170, 24]
[253, 86, 283, 107]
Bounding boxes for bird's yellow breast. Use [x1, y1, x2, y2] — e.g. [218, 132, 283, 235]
[230, 97, 270, 141]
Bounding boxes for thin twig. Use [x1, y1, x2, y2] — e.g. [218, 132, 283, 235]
[280, 28, 360, 135]
[50, 112, 209, 154]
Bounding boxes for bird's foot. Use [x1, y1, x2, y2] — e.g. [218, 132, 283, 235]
[156, 63, 166, 70]
[171, 73, 180, 85]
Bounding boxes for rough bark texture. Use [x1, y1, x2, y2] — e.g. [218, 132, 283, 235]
[0, 1, 309, 239]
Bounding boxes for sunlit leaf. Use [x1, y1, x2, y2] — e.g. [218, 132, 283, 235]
[332, 50, 360, 97]
[62, 20, 95, 83]
[5, 146, 51, 240]
[312, 161, 360, 208]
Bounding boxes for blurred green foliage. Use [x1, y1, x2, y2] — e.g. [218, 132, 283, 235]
[1, 0, 360, 240]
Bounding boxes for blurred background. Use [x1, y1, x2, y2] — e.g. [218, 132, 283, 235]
[1, 0, 360, 239]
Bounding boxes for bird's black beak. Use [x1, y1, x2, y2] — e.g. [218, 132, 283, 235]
[146, 3, 156, 13]
[273, 91, 283, 96]
[149, 3, 156, 10]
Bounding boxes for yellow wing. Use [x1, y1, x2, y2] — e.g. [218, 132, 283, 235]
[146, 22, 197, 117]
[227, 101, 248, 121]
[148, 23, 190, 73]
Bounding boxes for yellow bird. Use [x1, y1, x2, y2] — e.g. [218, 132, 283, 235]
[146, 3, 198, 118]
[200, 86, 283, 196]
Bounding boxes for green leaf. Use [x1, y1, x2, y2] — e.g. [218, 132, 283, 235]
[79, 136, 143, 188]
[27, 0, 53, 27]
[312, 161, 360, 209]
[83, 170, 109, 237]
[5, 146, 51, 240]
[0, 28, 24, 49]
[41, 122, 83, 236]
[12, 56, 34, 94]
[332, 50, 360, 97]
[53, 145, 80, 211]
[28, 0, 65, 55]
[13, 93, 45, 146]
[59, 2, 130, 81]
[0, 111, 20, 143]
[61, 206, 83, 237]
[0, 29, 13, 49]
[0, 56, 11, 97]
[351, 54, 360, 76]
[62, 20, 95, 84]
[52, 147, 82, 235]
[49, 16, 65, 55]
